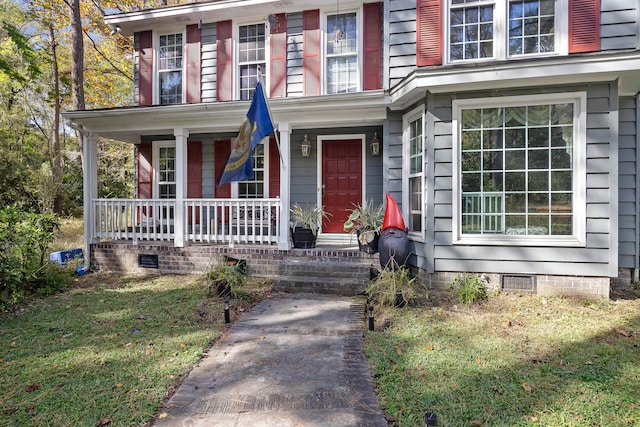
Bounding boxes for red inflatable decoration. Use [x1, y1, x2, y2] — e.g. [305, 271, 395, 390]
[381, 194, 406, 231]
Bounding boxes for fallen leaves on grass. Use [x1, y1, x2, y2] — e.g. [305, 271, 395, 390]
[25, 384, 39, 393]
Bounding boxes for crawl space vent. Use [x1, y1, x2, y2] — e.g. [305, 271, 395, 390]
[138, 254, 159, 269]
[501, 274, 536, 293]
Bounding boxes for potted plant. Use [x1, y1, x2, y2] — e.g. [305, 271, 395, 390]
[290, 203, 330, 248]
[343, 200, 384, 254]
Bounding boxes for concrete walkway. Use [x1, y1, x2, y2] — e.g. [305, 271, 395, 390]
[152, 293, 388, 426]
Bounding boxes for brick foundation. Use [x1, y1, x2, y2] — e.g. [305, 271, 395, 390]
[91, 242, 613, 299]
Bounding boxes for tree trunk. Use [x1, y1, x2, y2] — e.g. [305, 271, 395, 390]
[69, 0, 86, 168]
[49, 25, 63, 214]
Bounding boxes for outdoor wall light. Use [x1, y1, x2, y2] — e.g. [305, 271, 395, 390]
[371, 132, 380, 156]
[301, 134, 312, 157]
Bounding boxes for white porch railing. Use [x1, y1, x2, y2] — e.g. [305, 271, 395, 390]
[92, 198, 281, 245]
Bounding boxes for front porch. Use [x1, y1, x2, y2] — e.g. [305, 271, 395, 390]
[92, 197, 284, 246]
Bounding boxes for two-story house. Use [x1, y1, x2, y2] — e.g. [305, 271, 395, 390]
[63, 0, 640, 298]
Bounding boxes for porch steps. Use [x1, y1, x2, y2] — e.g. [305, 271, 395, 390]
[275, 255, 379, 296]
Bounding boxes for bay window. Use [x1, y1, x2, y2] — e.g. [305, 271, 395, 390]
[453, 93, 586, 243]
[403, 106, 425, 237]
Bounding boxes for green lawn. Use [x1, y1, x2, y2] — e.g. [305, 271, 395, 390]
[365, 289, 640, 426]
[0, 273, 271, 426]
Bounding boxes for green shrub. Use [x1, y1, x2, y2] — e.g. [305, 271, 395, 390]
[449, 273, 488, 305]
[367, 266, 426, 308]
[205, 264, 248, 300]
[0, 206, 69, 307]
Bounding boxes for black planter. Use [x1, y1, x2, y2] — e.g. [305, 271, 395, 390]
[291, 227, 317, 248]
[357, 230, 380, 254]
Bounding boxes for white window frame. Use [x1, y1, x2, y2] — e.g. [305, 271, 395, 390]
[230, 140, 270, 198]
[402, 105, 426, 241]
[444, 0, 568, 65]
[234, 20, 270, 101]
[153, 141, 176, 199]
[322, 7, 363, 95]
[452, 92, 587, 246]
[155, 30, 185, 104]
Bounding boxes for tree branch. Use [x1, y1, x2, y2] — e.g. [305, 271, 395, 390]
[83, 29, 134, 82]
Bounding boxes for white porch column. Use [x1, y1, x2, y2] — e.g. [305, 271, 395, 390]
[83, 132, 98, 268]
[278, 124, 291, 250]
[174, 128, 189, 248]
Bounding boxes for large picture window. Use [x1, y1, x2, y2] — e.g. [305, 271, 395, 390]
[448, 0, 563, 63]
[158, 33, 183, 104]
[453, 93, 586, 243]
[238, 23, 266, 101]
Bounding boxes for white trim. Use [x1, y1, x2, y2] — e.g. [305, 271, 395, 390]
[451, 91, 587, 246]
[154, 29, 186, 105]
[230, 139, 270, 198]
[402, 104, 426, 242]
[317, 133, 367, 236]
[152, 140, 176, 198]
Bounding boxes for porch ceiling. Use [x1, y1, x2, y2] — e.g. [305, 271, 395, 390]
[62, 90, 388, 144]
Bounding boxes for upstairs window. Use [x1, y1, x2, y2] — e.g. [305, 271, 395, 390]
[158, 33, 183, 104]
[326, 12, 358, 94]
[238, 23, 266, 101]
[448, 0, 563, 63]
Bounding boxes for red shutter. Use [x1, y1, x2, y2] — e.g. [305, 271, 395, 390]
[187, 141, 202, 198]
[216, 20, 233, 101]
[186, 24, 201, 103]
[270, 13, 287, 98]
[303, 10, 321, 95]
[214, 140, 231, 198]
[137, 143, 152, 199]
[136, 31, 153, 105]
[416, 0, 443, 67]
[269, 138, 280, 198]
[363, 2, 382, 90]
[569, 0, 600, 53]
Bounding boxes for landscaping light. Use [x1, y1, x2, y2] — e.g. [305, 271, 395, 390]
[368, 305, 374, 331]
[425, 411, 437, 426]
[224, 299, 230, 324]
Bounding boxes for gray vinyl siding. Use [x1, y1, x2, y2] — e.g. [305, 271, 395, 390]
[133, 32, 140, 105]
[600, 0, 639, 51]
[201, 23, 217, 103]
[618, 96, 637, 269]
[286, 12, 304, 97]
[387, 0, 417, 88]
[408, 83, 619, 278]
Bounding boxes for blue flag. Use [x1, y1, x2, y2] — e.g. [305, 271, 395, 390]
[219, 81, 274, 185]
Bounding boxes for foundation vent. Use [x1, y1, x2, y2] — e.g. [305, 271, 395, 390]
[501, 274, 536, 293]
[138, 254, 159, 269]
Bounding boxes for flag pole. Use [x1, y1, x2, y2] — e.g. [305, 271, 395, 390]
[258, 67, 284, 167]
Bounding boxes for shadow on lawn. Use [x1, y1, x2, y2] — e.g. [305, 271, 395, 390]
[370, 294, 640, 426]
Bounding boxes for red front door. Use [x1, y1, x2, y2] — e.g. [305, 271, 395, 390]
[322, 139, 362, 233]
